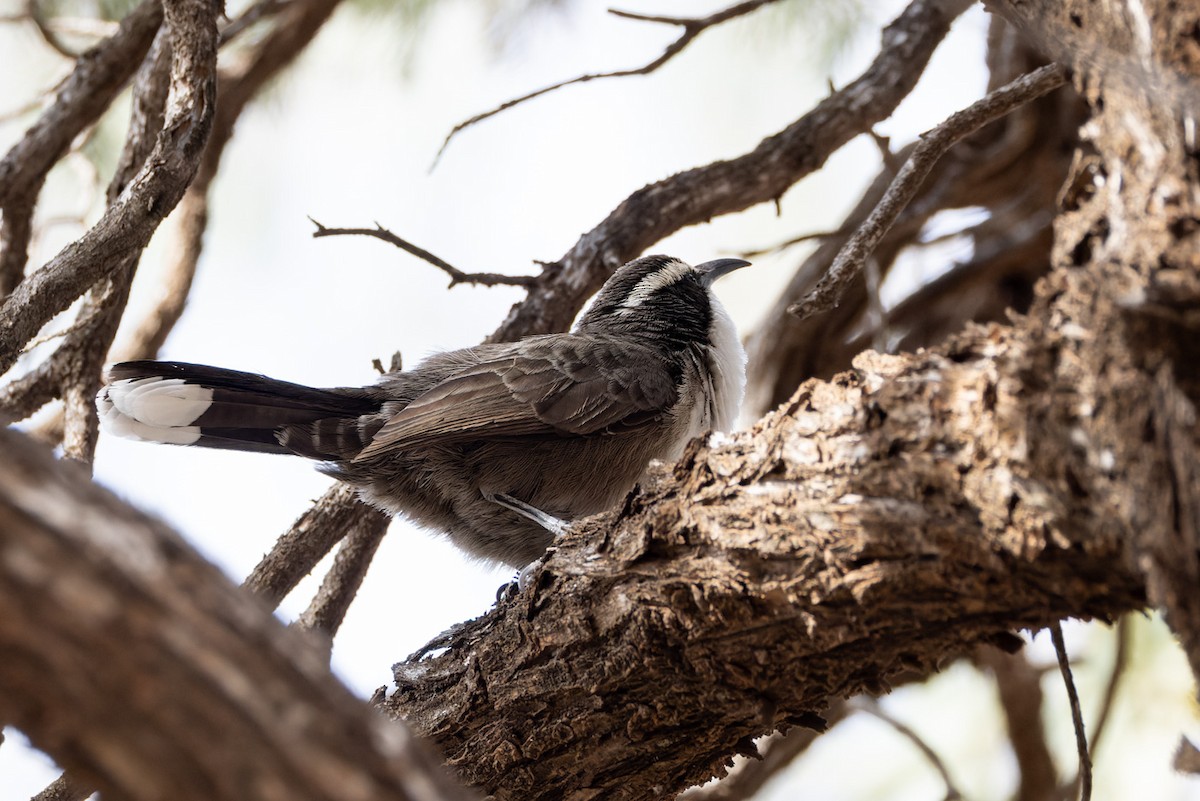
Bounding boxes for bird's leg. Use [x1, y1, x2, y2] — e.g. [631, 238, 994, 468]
[483, 491, 571, 538]
[484, 491, 572, 599]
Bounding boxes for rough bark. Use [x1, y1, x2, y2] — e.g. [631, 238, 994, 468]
[995, 0, 1200, 681]
[0, 0, 215, 375]
[0, 427, 472, 801]
[378, 3, 1200, 798]
[0, 0, 1198, 799]
[744, 16, 1084, 413]
[383, 321, 1151, 799]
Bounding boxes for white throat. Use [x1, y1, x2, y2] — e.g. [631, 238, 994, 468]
[705, 294, 746, 432]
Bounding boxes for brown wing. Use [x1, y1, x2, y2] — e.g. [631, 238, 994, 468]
[354, 337, 677, 460]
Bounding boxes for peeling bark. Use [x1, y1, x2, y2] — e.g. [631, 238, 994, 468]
[385, 326, 1151, 799]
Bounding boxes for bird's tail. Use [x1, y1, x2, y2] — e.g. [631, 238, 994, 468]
[96, 361, 382, 459]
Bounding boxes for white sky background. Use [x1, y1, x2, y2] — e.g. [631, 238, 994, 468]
[1, 0, 1199, 798]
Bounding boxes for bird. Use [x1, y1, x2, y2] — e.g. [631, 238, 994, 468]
[97, 254, 750, 569]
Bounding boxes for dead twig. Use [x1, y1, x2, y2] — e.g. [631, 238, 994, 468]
[1050, 623, 1092, 801]
[492, 0, 975, 343]
[433, 0, 786, 165]
[310, 220, 535, 288]
[1056, 615, 1130, 799]
[853, 699, 964, 801]
[789, 62, 1068, 320]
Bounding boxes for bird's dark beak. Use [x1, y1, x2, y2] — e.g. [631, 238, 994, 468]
[696, 258, 751, 287]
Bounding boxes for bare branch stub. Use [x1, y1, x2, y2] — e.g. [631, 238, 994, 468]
[310, 219, 535, 288]
[789, 62, 1069, 321]
[433, 0, 786, 164]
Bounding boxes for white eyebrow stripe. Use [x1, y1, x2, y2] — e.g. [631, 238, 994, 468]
[621, 261, 692, 308]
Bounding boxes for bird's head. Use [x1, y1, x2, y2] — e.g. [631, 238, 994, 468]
[575, 255, 751, 350]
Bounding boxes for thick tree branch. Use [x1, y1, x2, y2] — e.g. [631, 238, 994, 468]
[789, 62, 1068, 320]
[385, 288, 1165, 798]
[744, 19, 1080, 413]
[0, 427, 472, 801]
[488, 0, 974, 342]
[0, 0, 217, 375]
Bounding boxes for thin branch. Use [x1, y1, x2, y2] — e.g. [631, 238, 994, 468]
[243, 484, 387, 609]
[490, 0, 976, 343]
[0, 0, 216, 374]
[738, 226, 849, 258]
[1050, 623, 1092, 801]
[219, 0, 290, 44]
[0, 0, 162, 209]
[1059, 617, 1129, 799]
[0, 206, 36, 297]
[26, 0, 84, 59]
[1086, 617, 1129, 758]
[433, 0, 786, 164]
[295, 512, 390, 646]
[789, 62, 1068, 320]
[15, 23, 174, 455]
[310, 220, 536, 288]
[854, 699, 964, 801]
[744, 30, 1079, 414]
[115, 0, 345, 366]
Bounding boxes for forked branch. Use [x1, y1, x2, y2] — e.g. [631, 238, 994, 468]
[433, 0, 787, 164]
[310, 220, 536, 288]
[789, 62, 1067, 320]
